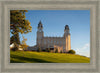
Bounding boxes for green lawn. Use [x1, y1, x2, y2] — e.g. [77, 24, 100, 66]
[10, 51, 90, 63]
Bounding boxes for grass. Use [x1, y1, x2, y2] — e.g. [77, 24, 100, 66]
[10, 51, 90, 63]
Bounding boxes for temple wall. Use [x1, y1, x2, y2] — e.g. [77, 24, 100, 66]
[40, 37, 65, 51]
[68, 35, 71, 51]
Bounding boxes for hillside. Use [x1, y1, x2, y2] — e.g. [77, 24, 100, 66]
[10, 51, 90, 63]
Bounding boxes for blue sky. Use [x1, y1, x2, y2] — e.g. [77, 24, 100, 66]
[18, 10, 90, 57]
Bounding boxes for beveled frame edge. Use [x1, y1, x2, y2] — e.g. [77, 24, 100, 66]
[0, 0, 100, 73]
[0, 0, 97, 72]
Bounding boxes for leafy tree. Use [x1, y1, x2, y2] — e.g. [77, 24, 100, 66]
[10, 10, 32, 34]
[21, 36, 28, 50]
[68, 50, 76, 54]
[10, 36, 14, 44]
[10, 10, 32, 44]
[10, 32, 20, 44]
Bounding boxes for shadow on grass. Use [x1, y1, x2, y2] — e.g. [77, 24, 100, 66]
[10, 54, 53, 63]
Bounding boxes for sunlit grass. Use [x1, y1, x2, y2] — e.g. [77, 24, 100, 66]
[10, 51, 90, 63]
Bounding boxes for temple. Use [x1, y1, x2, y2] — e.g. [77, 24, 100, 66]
[36, 21, 71, 53]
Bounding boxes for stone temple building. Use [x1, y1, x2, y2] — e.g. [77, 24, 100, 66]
[36, 21, 71, 53]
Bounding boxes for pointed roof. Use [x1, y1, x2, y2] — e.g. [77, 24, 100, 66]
[39, 20, 42, 24]
[65, 25, 69, 30]
[38, 21, 43, 28]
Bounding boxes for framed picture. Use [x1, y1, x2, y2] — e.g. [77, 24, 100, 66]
[0, 0, 100, 73]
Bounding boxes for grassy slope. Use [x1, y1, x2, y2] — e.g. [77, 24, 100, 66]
[10, 51, 90, 63]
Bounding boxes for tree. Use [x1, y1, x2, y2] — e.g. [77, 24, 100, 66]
[68, 50, 76, 54]
[10, 10, 32, 44]
[21, 36, 28, 50]
[10, 32, 20, 44]
[10, 36, 14, 44]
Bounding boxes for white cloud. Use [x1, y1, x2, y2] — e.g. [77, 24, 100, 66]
[81, 43, 90, 50]
[75, 43, 90, 57]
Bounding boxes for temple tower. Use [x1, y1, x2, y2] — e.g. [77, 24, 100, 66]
[37, 21, 44, 48]
[64, 25, 71, 52]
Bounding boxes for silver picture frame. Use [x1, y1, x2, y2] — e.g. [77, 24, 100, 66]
[0, 0, 100, 73]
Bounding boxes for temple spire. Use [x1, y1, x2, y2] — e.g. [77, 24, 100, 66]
[38, 20, 43, 32]
[38, 20, 43, 29]
[39, 20, 42, 24]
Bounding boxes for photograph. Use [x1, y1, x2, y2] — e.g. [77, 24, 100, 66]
[10, 10, 90, 63]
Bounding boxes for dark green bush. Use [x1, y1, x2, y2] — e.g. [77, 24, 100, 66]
[45, 48, 48, 52]
[42, 49, 46, 52]
[68, 50, 76, 54]
[48, 48, 50, 52]
[55, 49, 58, 53]
[37, 47, 41, 52]
[60, 50, 63, 53]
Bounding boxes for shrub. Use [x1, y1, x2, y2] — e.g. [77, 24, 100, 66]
[45, 48, 48, 52]
[48, 48, 50, 52]
[21, 44, 28, 51]
[37, 47, 41, 52]
[55, 49, 58, 53]
[68, 50, 76, 54]
[42, 49, 46, 52]
[60, 50, 63, 53]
